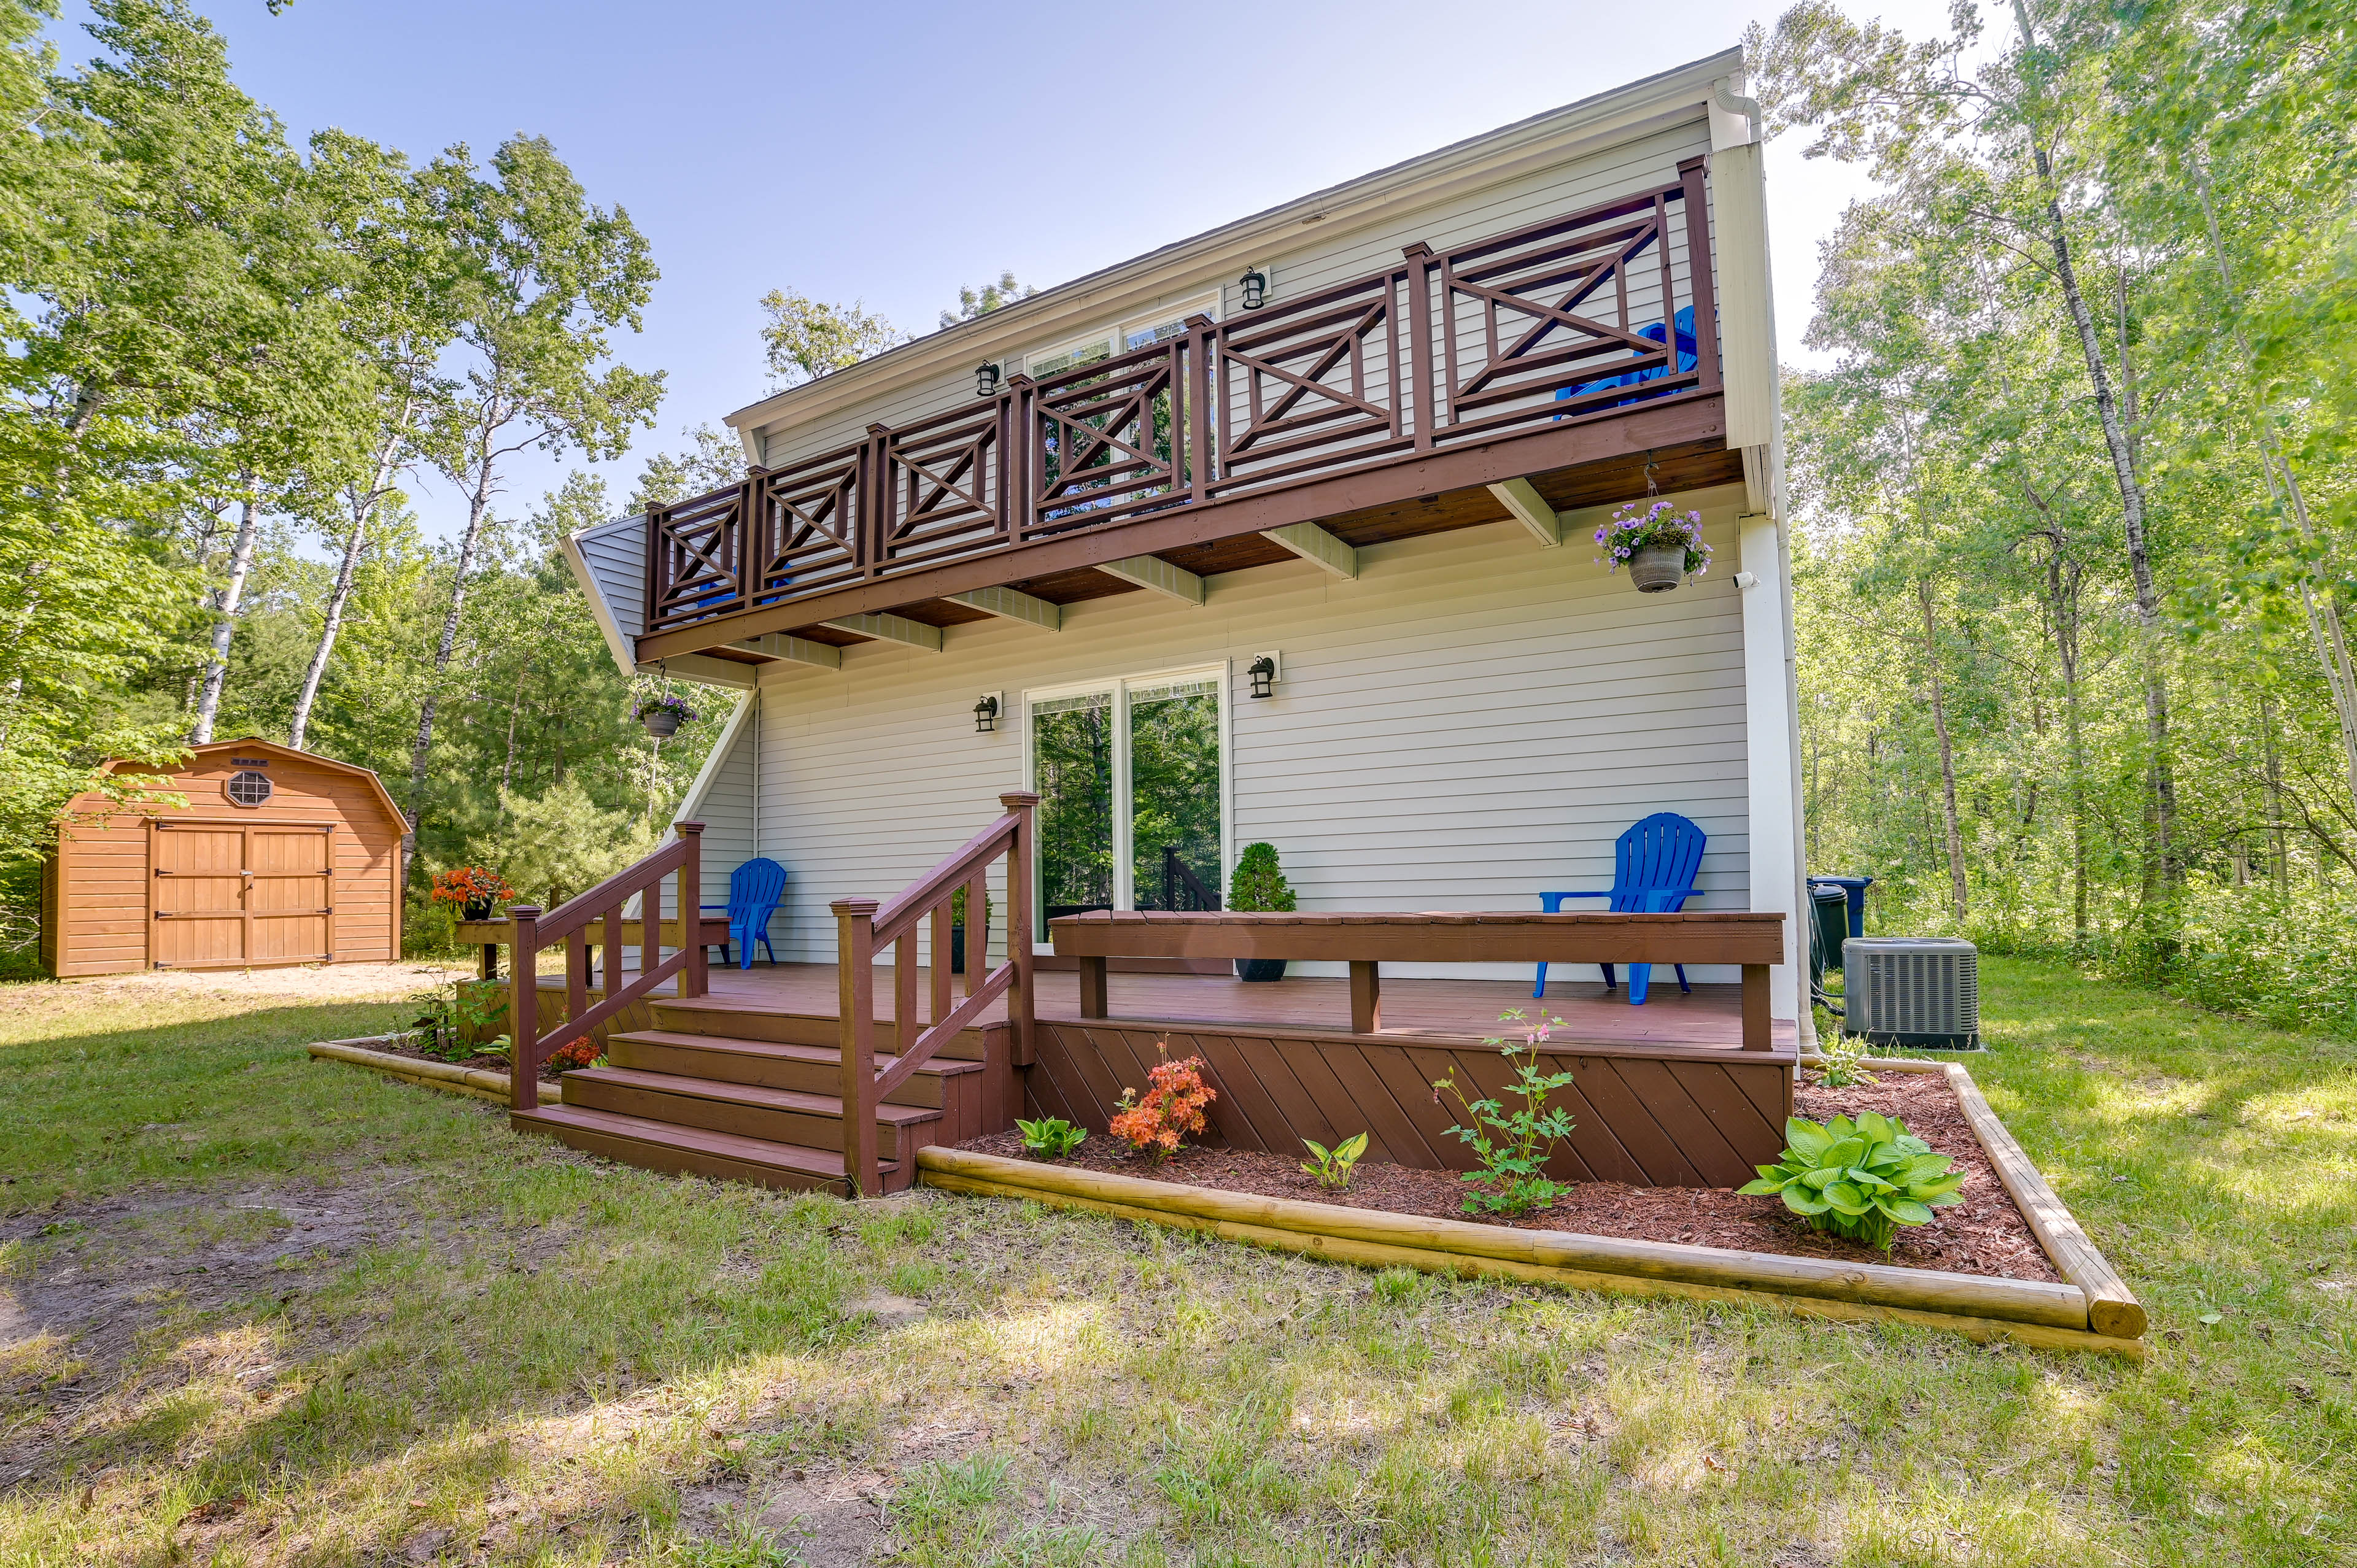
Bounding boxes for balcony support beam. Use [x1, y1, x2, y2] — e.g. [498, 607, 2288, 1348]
[1259, 522, 1358, 579]
[637, 394, 1726, 663]
[822, 612, 943, 651]
[948, 585, 1062, 631]
[1488, 478, 1562, 547]
[735, 633, 843, 670]
[1099, 555, 1206, 605]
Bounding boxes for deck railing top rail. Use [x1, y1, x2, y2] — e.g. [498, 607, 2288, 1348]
[644, 164, 1720, 645]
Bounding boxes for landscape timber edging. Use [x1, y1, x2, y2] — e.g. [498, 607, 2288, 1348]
[915, 1082, 2148, 1359]
[306, 1037, 565, 1107]
[1860, 1056, 2146, 1339]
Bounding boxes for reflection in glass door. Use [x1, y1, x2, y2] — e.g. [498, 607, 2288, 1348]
[1031, 689, 1115, 922]
[1027, 668, 1228, 937]
[1129, 676, 1221, 910]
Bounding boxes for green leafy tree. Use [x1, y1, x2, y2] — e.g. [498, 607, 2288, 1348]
[757, 287, 906, 386]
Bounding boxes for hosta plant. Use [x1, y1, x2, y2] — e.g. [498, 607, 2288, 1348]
[1016, 1116, 1087, 1159]
[1738, 1111, 1962, 1251]
[1299, 1131, 1369, 1190]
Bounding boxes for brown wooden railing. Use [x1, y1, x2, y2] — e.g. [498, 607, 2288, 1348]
[646, 165, 1719, 638]
[506, 822, 710, 1111]
[831, 793, 1037, 1197]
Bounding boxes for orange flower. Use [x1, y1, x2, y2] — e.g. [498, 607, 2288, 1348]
[1109, 1048, 1215, 1158]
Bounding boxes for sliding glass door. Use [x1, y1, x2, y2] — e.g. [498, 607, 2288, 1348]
[1027, 666, 1228, 937]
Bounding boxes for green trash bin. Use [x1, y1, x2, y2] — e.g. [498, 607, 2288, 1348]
[1810, 883, 1852, 974]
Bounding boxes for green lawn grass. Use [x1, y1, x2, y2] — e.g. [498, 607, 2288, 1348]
[0, 956, 2350, 1566]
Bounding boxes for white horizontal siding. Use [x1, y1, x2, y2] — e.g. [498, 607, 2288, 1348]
[752, 489, 1752, 982]
[756, 118, 1717, 476]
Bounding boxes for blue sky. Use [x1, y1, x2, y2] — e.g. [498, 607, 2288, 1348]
[54, 0, 1955, 541]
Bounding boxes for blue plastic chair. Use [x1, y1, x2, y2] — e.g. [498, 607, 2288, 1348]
[703, 857, 786, 970]
[1534, 813, 1708, 1004]
[1556, 306, 1701, 411]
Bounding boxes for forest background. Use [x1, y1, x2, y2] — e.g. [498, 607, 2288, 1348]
[6, 0, 2355, 1038]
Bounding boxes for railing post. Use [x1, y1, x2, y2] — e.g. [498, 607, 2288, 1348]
[643, 507, 665, 636]
[1401, 242, 1437, 450]
[734, 476, 761, 609]
[508, 906, 540, 1112]
[863, 423, 891, 577]
[1677, 156, 1722, 394]
[678, 822, 707, 999]
[1006, 376, 1035, 542]
[999, 792, 1040, 1067]
[834, 897, 881, 1197]
[1186, 315, 1215, 501]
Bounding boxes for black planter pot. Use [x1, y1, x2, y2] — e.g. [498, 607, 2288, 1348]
[1236, 958, 1288, 982]
[641, 709, 681, 739]
[461, 898, 494, 921]
[950, 925, 966, 975]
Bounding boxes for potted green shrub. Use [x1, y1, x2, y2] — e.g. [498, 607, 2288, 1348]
[1226, 841, 1295, 981]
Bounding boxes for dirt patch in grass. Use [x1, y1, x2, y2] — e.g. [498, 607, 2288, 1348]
[0, 1169, 580, 1485]
[962, 1069, 2061, 1283]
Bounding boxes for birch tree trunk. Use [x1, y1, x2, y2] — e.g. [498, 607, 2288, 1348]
[190, 481, 261, 746]
[288, 498, 370, 752]
[1918, 575, 1969, 924]
[405, 467, 493, 832]
[2010, 0, 2176, 889]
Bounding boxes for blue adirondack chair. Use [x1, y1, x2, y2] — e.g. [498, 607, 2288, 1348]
[703, 857, 786, 970]
[1534, 813, 1708, 1003]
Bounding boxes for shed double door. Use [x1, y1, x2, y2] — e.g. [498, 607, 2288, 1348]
[151, 821, 336, 968]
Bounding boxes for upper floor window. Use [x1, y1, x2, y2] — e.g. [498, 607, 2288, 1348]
[1021, 294, 1218, 380]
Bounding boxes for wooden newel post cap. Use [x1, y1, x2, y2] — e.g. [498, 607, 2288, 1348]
[831, 897, 880, 916]
[676, 821, 706, 835]
[999, 791, 1041, 809]
[510, 905, 542, 919]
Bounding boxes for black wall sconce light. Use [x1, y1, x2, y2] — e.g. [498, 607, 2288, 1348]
[1246, 654, 1279, 700]
[973, 692, 1002, 733]
[975, 361, 1001, 398]
[1239, 267, 1268, 310]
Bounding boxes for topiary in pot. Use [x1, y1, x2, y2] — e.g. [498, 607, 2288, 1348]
[1226, 841, 1296, 981]
[949, 885, 993, 974]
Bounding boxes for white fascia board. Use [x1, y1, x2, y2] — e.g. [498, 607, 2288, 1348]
[1099, 554, 1206, 604]
[1738, 512, 1805, 1033]
[671, 687, 758, 830]
[1260, 522, 1358, 579]
[560, 529, 637, 679]
[726, 48, 1740, 446]
[824, 612, 943, 651]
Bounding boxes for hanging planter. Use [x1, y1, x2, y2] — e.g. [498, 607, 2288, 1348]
[1595, 499, 1712, 594]
[633, 694, 699, 738]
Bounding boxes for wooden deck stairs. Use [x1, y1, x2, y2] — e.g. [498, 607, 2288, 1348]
[510, 997, 998, 1195]
[499, 795, 1040, 1199]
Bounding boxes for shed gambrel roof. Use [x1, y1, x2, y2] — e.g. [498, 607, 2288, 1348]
[96, 738, 408, 832]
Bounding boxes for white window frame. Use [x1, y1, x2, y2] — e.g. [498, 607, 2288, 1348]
[1020, 658, 1232, 933]
[1021, 293, 1220, 379]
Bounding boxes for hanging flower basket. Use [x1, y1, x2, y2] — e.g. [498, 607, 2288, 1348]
[1595, 500, 1711, 594]
[634, 694, 699, 738]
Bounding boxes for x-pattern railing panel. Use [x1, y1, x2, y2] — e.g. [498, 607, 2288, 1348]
[643, 168, 1718, 639]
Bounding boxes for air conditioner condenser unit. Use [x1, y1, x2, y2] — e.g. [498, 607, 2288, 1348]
[1841, 937, 1980, 1050]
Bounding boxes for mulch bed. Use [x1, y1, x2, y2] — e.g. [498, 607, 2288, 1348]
[958, 1069, 2061, 1284]
[344, 1033, 537, 1076]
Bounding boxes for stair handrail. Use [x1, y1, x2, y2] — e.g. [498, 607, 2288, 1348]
[506, 822, 710, 1111]
[831, 792, 1037, 1197]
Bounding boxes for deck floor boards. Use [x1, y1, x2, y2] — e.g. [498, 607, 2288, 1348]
[546, 960, 1792, 1051]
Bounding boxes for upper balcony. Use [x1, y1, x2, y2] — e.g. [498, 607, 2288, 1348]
[633, 161, 1740, 665]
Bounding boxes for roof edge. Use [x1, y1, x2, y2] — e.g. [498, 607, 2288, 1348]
[725, 47, 1744, 442]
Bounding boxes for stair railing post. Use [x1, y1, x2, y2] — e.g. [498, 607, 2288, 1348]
[999, 792, 1040, 1067]
[679, 822, 708, 998]
[834, 897, 881, 1197]
[508, 905, 540, 1112]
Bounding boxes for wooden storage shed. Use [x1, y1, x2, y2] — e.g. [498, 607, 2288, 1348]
[40, 738, 407, 976]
